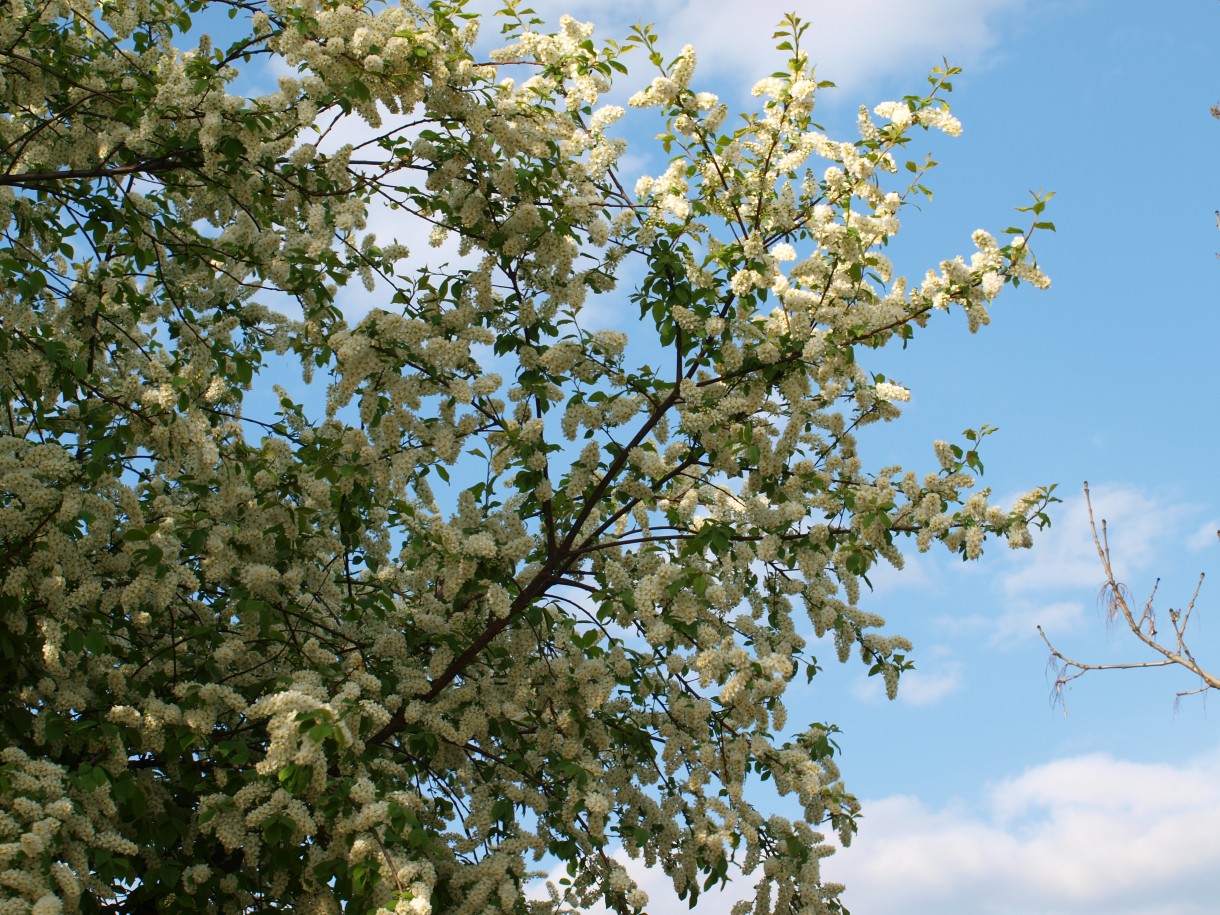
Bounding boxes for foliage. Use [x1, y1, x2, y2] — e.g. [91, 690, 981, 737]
[0, 1, 1054, 912]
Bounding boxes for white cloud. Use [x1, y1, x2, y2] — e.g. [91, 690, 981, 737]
[536, 749, 1220, 915]
[827, 749, 1220, 914]
[999, 599, 1084, 637]
[999, 483, 1190, 598]
[1185, 519, 1219, 553]
[932, 594, 1088, 645]
[898, 661, 964, 705]
[512, 0, 1025, 94]
[931, 484, 1196, 645]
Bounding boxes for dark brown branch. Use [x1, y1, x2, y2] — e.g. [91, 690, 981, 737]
[0, 154, 198, 187]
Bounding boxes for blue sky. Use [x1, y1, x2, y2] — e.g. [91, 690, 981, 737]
[471, 0, 1220, 911]
[240, 0, 1220, 910]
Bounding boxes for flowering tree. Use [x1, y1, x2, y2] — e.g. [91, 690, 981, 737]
[0, 1, 1055, 913]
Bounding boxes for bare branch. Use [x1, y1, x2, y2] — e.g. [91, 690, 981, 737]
[1039, 483, 1220, 712]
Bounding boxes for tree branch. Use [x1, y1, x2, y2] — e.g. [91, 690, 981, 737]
[1039, 482, 1220, 712]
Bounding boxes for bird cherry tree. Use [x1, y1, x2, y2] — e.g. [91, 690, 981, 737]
[0, 1, 1054, 912]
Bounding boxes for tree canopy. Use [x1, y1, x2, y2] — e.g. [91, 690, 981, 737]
[0, 1, 1054, 913]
